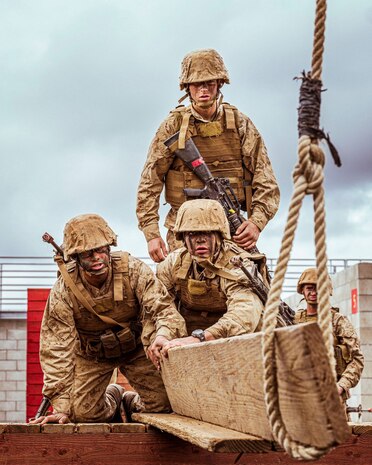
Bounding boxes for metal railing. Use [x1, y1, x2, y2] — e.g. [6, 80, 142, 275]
[1, 256, 371, 319]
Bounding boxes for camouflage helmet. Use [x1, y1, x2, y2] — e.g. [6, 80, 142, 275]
[297, 268, 333, 295]
[63, 213, 117, 261]
[173, 199, 230, 241]
[179, 49, 230, 90]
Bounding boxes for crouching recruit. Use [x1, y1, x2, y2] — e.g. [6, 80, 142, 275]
[146, 199, 271, 367]
[31, 214, 187, 424]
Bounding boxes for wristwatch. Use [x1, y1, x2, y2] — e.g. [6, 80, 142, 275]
[191, 329, 206, 342]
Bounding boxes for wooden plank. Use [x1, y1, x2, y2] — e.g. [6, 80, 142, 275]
[350, 422, 372, 434]
[161, 322, 350, 449]
[0, 429, 371, 465]
[132, 413, 272, 453]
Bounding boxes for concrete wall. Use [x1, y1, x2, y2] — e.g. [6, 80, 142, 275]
[0, 319, 26, 422]
[285, 262, 372, 422]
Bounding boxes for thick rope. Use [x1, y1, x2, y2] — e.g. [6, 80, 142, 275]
[261, 0, 339, 460]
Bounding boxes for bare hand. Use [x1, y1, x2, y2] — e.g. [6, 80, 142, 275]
[233, 220, 260, 250]
[161, 336, 201, 357]
[148, 237, 168, 263]
[147, 335, 170, 370]
[337, 385, 344, 396]
[29, 412, 70, 425]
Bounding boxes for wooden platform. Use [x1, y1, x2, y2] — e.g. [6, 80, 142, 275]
[0, 422, 371, 465]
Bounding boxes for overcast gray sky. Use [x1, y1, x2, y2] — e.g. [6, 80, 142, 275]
[1, 0, 371, 261]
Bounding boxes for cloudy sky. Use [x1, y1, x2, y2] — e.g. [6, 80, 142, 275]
[1, 0, 371, 262]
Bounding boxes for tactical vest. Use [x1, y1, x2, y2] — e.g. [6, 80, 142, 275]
[294, 308, 351, 380]
[164, 104, 250, 212]
[64, 251, 140, 360]
[173, 243, 253, 315]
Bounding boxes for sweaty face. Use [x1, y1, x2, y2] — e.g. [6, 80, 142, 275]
[302, 284, 318, 305]
[78, 246, 110, 275]
[184, 231, 217, 259]
[188, 80, 219, 108]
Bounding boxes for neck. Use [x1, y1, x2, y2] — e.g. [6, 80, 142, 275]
[192, 101, 218, 121]
[306, 303, 318, 316]
[81, 268, 109, 288]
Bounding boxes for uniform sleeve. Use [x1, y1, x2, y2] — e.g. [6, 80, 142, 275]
[205, 262, 264, 339]
[136, 114, 181, 242]
[334, 314, 364, 392]
[129, 258, 187, 350]
[155, 251, 179, 300]
[238, 112, 280, 231]
[40, 279, 78, 416]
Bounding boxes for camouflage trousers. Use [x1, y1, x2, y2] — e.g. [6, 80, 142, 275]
[70, 345, 170, 422]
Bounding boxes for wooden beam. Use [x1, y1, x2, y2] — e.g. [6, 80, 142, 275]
[0, 424, 371, 465]
[160, 322, 350, 449]
[132, 412, 272, 453]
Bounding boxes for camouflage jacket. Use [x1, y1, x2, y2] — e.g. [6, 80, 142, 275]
[40, 253, 187, 415]
[295, 308, 364, 395]
[136, 103, 280, 242]
[153, 241, 264, 339]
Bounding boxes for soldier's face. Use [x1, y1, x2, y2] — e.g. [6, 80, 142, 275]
[78, 246, 110, 275]
[188, 80, 218, 107]
[184, 231, 217, 259]
[303, 284, 318, 305]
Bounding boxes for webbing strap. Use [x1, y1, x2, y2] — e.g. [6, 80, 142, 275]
[197, 259, 241, 282]
[54, 255, 129, 329]
[224, 107, 236, 130]
[178, 111, 192, 149]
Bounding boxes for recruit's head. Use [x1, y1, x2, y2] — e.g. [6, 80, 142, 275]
[179, 49, 229, 109]
[297, 267, 333, 305]
[63, 213, 117, 275]
[173, 199, 230, 260]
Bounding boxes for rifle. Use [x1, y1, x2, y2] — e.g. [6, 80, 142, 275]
[231, 256, 295, 326]
[164, 131, 254, 246]
[346, 404, 372, 420]
[34, 396, 51, 420]
[42, 232, 64, 258]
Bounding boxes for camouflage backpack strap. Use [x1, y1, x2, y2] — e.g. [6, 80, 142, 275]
[170, 105, 193, 150]
[222, 103, 253, 215]
[222, 102, 239, 130]
[174, 249, 193, 280]
[111, 251, 135, 303]
[53, 255, 130, 330]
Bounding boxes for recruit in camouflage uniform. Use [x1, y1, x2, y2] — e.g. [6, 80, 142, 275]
[146, 199, 266, 368]
[136, 49, 280, 263]
[31, 214, 187, 424]
[295, 268, 364, 404]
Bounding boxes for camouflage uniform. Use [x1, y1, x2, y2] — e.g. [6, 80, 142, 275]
[144, 199, 264, 339]
[295, 268, 364, 401]
[136, 49, 279, 249]
[294, 308, 364, 400]
[40, 215, 187, 422]
[155, 242, 264, 337]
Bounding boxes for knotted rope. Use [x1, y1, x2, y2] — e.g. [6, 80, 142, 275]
[262, 0, 341, 460]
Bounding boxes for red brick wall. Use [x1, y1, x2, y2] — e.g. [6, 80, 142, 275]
[26, 289, 50, 420]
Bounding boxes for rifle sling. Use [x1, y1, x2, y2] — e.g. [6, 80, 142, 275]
[54, 255, 130, 330]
